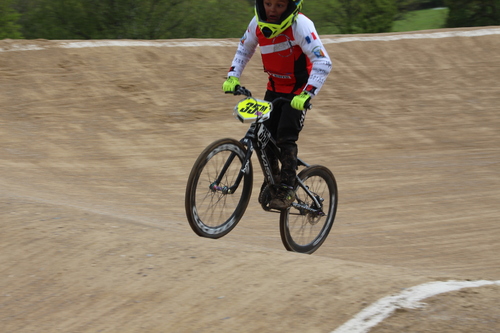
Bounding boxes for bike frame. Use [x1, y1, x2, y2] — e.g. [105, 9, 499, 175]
[211, 97, 323, 212]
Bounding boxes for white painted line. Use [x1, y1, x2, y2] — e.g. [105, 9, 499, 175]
[2, 27, 500, 53]
[59, 40, 238, 49]
[331, 280, 500, 333]
[321, 28, 500, 44]
[0, 44, 45, 52]
[0, 39, 237, 53]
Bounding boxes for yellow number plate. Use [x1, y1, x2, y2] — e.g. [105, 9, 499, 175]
[233, 98, 273, 123]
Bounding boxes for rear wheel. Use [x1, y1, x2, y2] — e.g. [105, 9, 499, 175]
[185, 138, 253, 238]
[279, 165, 337, 254]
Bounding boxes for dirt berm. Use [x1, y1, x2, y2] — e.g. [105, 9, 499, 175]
[1, 27, 499, 332]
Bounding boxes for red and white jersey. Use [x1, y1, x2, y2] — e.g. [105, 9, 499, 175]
[228, 14, 331, 96]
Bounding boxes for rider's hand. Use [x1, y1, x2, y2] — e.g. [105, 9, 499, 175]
[291, 91, 312, 110]
[222, 76, 241, 94]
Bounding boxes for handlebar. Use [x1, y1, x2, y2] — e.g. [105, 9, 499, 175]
[226, 86, 311, 110]
[224, 85, 252, 97]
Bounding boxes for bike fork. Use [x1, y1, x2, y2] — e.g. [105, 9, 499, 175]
[209, 144, 253, 194]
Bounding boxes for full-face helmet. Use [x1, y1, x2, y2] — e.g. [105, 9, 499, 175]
[255, 0, 303, 39]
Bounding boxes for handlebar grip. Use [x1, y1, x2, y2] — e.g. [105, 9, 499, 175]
[233, 86, 252, 97]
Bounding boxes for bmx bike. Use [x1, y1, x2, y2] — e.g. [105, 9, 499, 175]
[185, 86, 338, 254]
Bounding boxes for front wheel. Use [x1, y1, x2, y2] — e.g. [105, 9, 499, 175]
[185, 138, 253, 238]
[280, 165, 338, 254]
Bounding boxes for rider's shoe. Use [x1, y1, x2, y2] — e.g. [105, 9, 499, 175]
[269, 185, 295, 210]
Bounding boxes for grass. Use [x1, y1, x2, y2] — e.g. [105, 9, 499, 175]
[392, 7, 449, 32]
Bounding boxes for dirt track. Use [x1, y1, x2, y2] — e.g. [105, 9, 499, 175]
[1, 27, 500, 332]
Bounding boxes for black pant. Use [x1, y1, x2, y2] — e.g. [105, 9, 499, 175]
[263, 90, 306, 187]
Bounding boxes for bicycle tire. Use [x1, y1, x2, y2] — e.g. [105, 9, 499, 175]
[185, 138, 253, 238]
[279, 165, 338, 254]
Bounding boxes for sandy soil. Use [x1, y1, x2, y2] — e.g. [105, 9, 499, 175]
[1, 27, 499, 332]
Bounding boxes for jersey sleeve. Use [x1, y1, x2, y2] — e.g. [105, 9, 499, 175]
[227, 18, 259, 79]
[293, 15, 332, 96]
